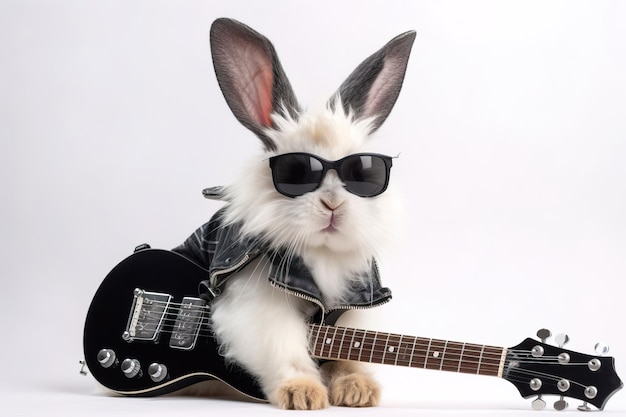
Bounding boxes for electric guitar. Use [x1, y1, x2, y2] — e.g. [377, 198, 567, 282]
[83, 248, 623, 410]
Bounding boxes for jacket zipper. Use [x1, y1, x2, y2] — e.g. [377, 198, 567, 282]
[210, 252, 389, 322]
[326, 259, 391, 314]
[270, 281, 327, 322]
[270, 281, 392, 324]
[209, 254, 251, 289]
[327, 296, 392, 315]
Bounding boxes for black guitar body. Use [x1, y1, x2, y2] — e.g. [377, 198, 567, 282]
[83, 248, 265, 399]
[84, 248, 623, 409]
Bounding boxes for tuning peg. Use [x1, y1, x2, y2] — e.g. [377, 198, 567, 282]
[577, 401, 592, 412]
[554, 396, 568, 411]
[531, 395, 546, 410]
[536, 328, 551, 343]
[555, 333, 570, 348]
[594, 342, 610, 356]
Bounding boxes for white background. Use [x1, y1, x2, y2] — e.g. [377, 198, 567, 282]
[1, 1, 625, 416]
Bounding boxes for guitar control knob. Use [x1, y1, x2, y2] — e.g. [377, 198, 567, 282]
[121, 358, 141, 379]
[97, 349, 117, 368]
[148, 363, 168, 383]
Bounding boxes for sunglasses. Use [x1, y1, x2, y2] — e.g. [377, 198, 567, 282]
[269, 153, 393, 198]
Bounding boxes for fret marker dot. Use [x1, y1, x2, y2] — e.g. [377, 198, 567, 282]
[388, 346, 395, 353]
[433, 351, 440, 358]
[326, 338, 332, 345]
[354, 342, 361, 348]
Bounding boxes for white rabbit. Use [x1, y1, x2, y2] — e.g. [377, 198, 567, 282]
[176, 18, 415, 410]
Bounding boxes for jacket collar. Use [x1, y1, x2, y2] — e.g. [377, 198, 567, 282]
[208, 217, 392, 312]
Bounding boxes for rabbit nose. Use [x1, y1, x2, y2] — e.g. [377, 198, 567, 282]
[320, 196, 343, 211]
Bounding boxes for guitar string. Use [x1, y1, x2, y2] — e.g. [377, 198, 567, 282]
[504, 366, 591, 390]
[132, 313, 581, 364]
[132, 325, 585, 375]
[129, 299, 600, 364]
[153, 316, 514, 361]
[158, 319, 502, 356]
[156, 319, 568, 360]
[134, 312, 580, 360]
[138, 311, 496, 353]
[130, 299, 590, 362]
[110, 305, 601, 396]
[130, 301, 552, 357]
[127, 304, 595, 379]
[123, 326, 592, 386]
[135, 322, 505, 366]
[307, 338, 592, 371]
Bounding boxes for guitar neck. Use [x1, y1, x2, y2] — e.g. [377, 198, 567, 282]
[308, 324, 507, 378]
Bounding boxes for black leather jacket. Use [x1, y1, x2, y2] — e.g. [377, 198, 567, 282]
[172, 206, 392, 317]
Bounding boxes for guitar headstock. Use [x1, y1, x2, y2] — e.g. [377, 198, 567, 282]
[504, 329, 622, 411]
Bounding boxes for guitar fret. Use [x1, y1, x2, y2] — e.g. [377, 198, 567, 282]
[351, 328, 360, 361]
[329, 327, 339, 359]
[410, 337, 430, 368]
[408, 336, 417, 367]
[313, 325, 323, 357]
[457, 342, 466, 373]
[338, 327, 347, 360]
[439, 340, 448, 371]
[476, 345, 485, 374]
[368, 331, 378, 363]
[425, 339, 446, 370]
[393, 334, 404, 365]
[313, 325, 321, 357]
[381, 333, 392, 364]
[319, 326, 331, 357]
[441, 341, 462, 372]
[353, 330, 365, 361]
[423, 338, 433, 368]
[395, 335, 403, 366]
[480, 346, 504, 376]
[459, 343, 482, 374]
[347, 328, 357, 361]
[307, 324, 504, 378]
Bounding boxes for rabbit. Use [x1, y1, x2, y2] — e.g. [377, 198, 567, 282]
[176, 18, 415, 410]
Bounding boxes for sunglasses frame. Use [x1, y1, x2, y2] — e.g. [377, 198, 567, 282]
[268, 152, 394, 198]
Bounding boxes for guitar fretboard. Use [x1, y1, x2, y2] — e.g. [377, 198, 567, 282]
[308, 324, 506, 377]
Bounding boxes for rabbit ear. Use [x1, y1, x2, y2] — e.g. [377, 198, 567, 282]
[210, 18, 300, 150]
[333, 30, 416, 132]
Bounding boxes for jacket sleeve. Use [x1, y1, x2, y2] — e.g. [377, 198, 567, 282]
[171, 208, 225, 269]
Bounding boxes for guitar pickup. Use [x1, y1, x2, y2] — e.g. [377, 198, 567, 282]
[169, 297, 207, 350]
[123, 288, 172, 342]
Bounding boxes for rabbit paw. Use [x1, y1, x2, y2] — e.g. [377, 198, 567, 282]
[328, 372, 381, 407]
[272, 377, 329, 410]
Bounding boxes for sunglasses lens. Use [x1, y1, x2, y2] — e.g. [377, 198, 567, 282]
[272, 154, 324, 197]
[340, 155, 390, 197]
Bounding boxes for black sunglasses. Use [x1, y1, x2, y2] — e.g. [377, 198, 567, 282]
[268, 153, 393, 198]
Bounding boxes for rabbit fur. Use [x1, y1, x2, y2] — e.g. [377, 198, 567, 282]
[200, 18, 415, 410]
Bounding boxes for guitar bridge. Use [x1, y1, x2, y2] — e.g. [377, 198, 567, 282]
[123, 288, 172, 342]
